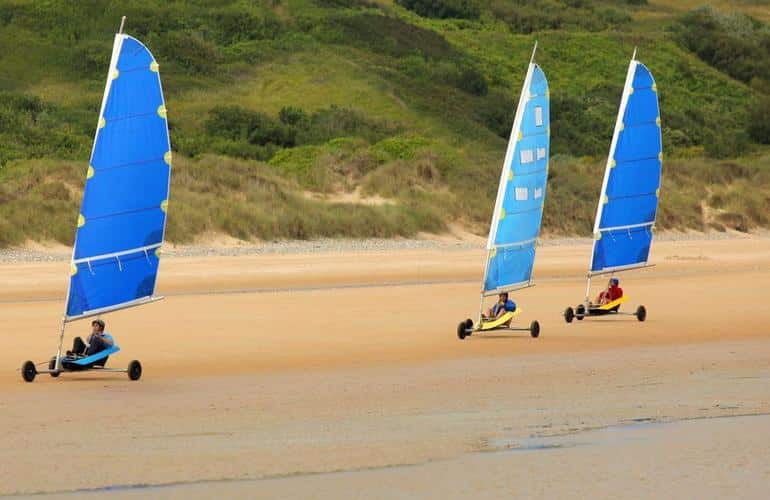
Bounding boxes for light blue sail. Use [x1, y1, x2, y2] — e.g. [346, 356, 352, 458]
[66, 34, 171, 320]
[590, 61, 661, 274]
[483, 63, 549, 293]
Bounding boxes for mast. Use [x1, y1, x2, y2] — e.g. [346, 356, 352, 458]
[478, 41, 538, 322]
[55, 17, 128, 371]
[584, 49, 637, 305]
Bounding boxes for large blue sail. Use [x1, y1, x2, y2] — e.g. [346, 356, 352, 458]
[65, 34, 171, 321]
[590, 59, 661, 274]
[483, 61, 549, 294]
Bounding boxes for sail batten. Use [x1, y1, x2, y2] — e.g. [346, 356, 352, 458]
[65, 33, 170, 320]
[589, 58, 662, 275]
[482, 54, 550, 294]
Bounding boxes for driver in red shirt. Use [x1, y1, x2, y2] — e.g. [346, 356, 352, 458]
[597, 277, 623, 305]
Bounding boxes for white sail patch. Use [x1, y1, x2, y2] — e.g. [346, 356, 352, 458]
[535, 107, 544, 127]
[534, 187, 543, 199]
[520, 149, 534, 164]
[536, 147, 546, 160]
[515, 187, 529, 201]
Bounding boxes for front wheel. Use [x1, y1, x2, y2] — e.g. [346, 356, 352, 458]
[128, 360, 142, 381]
[636, 305, 647, 322]
[564, 307, 574, 323]
[48, 357, 60, 377]
[575, 304, 586, 320]
[21, 360, 36, 383]
[529, 320, 540, 338]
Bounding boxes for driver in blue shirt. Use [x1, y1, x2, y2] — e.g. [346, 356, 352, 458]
[485, 292, 517, 320]
[68, 319, 114, 357]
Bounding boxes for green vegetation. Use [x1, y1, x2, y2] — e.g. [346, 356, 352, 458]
[0, 0, 768, 245]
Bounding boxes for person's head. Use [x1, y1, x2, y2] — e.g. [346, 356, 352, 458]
[499, 292, 509, 302]
[610, 277, 619, 288]
[91, 319, 105, 333]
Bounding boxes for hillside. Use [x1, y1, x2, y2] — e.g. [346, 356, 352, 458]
[0, 0, 768, 246]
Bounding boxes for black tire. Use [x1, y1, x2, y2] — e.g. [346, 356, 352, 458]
[575, 304, 586, 321]
[128, 360, 142, 381]
[529, 320, 540, 338]
[21, 360, 36, 383]
[465, 318, 473, 329]
[636, 305, 647, 322]
[48, 357, 60, 378]
[564, 307, 574, 324]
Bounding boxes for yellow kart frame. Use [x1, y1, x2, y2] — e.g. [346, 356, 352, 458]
[457, 309, 540, 340]
[564, 295, 647, 323]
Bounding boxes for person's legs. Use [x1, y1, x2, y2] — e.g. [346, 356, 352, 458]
[71, 337, 87, 355]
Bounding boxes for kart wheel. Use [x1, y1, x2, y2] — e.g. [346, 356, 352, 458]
[465, 318, 473, 329]
[636, 305, 647, 322]
[128, 360, 142, 381]
[529, 320, 540, 338]
[21, 360, 36, 383]
[48, 357, 60, 377]
[564, 307, 574, 324]
[575, 304, 586, 320]
[456, 321, 467, 340]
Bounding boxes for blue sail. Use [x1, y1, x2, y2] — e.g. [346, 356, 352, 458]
[590, 61, 661, 274]
[65, 34, 171, 320]
[483, 63, 549, 293]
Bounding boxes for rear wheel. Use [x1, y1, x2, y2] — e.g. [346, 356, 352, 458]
[636, 305, 647, 322]
[564, 307, 574, 323]
[128, 360, 142, 381]
[575, 304, 586, 320]
[48, 357, 60, 377]
[529, 320, 540, 338]
[21, 360, 36, 383]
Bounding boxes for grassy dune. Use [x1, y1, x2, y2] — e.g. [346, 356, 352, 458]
[0, 0, 768, 245]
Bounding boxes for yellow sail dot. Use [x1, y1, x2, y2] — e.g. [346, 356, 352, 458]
[98, 117, 106, 129]
[656, 188, 660, 197]
[517, 131, 523, 141]
[595, 231, 602, 241]
[547, 126, 550, 137]
[603, 194, 609, 205]
[658, 151, 663, 161]
[499, 207, 506, 220]
[157, 105, 167, 119]
[71, 263, 78, 276]
[160, 200, 168, 213]
[619, 122, 625, 132]
[628, 87, 634, 95]
[489, 247, 497, 258]
[86, 165, 95, 179]
[507, 169, 513, 181]
[150, 61, 159, 73]
[155, 247, 162, 258]
[652, 83, 658, 93]
[656, 116, 661, 127]
[111, 68, 119, 80]
[77, 214, 85, 228]
[164, 151, 172, 166]
[610, 159, 616, 169]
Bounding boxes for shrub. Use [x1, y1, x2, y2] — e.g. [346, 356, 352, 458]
[748, 97, 770, 144]
[672, 7, 770, 87]
[396, 0, 481, 20]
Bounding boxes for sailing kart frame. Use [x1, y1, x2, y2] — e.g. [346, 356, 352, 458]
[20, 297, 161, 383]
[563, 268, 649, 324]
[457, 309, 540, 340]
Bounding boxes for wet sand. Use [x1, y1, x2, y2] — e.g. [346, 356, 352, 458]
[2, 237, 770, 498]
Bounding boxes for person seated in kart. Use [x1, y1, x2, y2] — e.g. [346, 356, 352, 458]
[67, 319, 114, 358]
[596, 277, 623, 306]
[485, 292, 517, 321]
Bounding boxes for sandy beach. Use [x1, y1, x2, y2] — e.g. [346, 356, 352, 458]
[2, 236, 769, 498]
